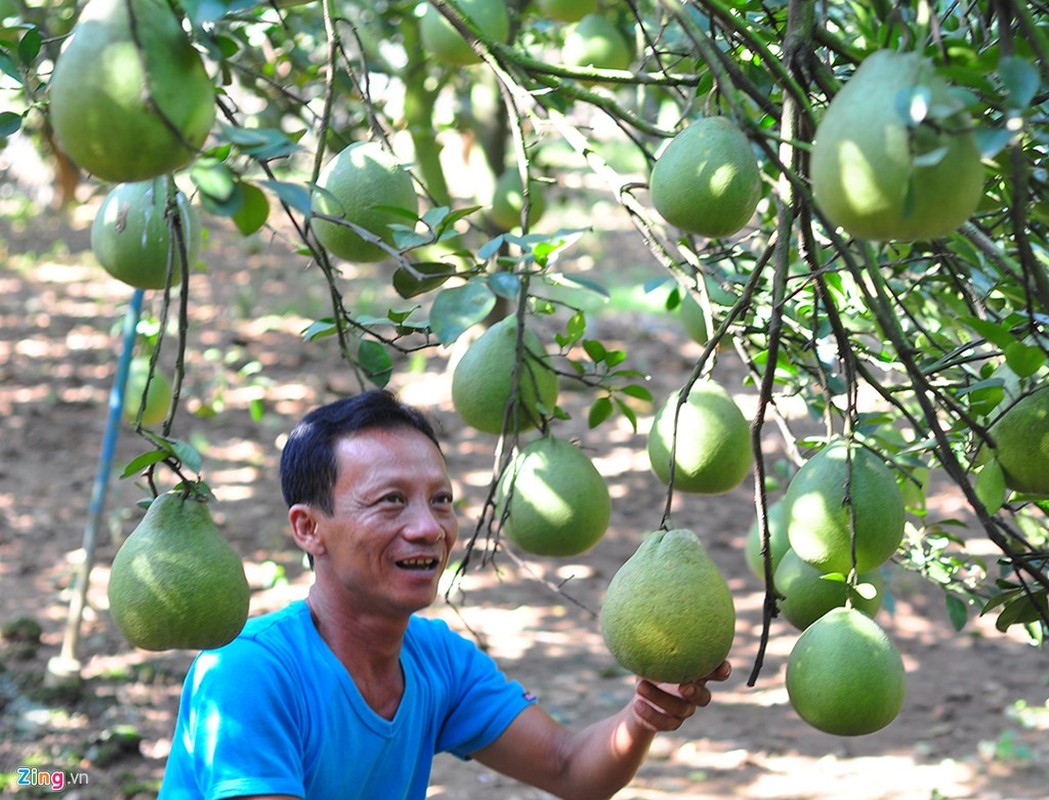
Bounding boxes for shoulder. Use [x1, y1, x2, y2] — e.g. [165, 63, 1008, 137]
[404, 615, 476, 661]
[403, 614, 507, 688]
[190, 601, 316, 685]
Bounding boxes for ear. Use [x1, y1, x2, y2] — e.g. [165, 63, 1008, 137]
[289, 503, 327, 560]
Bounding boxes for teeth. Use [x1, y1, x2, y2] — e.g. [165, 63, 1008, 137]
[398, 558, 437, 569]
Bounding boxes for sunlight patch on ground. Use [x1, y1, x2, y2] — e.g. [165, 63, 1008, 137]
[738, 752, 975, 799]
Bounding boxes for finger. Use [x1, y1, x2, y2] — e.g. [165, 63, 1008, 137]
[631, 692, 690, 732]
[636, 679, 705, 718]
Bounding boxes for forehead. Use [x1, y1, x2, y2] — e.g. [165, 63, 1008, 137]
[333, 426, 448, 482]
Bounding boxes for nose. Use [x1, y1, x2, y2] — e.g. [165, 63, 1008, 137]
[403, 502, 457, 545]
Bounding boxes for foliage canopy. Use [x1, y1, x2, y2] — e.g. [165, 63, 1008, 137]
[2, 0, 1047, 665]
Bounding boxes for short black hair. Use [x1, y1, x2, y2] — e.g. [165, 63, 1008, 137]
[279, 389, 442, 515]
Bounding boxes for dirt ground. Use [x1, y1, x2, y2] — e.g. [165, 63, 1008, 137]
[1, 192, 1048, 800]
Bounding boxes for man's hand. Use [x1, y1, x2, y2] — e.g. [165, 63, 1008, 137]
[630, 660, 733, 732]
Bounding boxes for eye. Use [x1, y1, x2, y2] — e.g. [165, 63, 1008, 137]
[433, 491, 454, 507]
[381, 492, 406, 506]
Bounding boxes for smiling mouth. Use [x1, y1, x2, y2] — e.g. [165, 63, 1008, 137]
[396, 557, 440, 571]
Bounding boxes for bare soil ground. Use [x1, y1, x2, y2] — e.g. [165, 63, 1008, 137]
[1, 198, 1047, 800]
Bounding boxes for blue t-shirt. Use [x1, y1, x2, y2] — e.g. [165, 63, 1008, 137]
[159, 600, 535, 799]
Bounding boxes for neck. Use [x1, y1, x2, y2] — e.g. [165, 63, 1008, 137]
[306, 584, 409, 719]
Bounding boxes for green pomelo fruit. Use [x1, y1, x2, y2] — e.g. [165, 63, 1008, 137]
[987, 386, 1049, 495]
[679, 292, 709, 345]
[647, 380, 752, 494]
[784, 439, 905, 574]
[91, 178, 200, 290]
[601, 529, 736, 683]
[496, 436, 611, 557]
[48, 0, 215, 182]
[489, 168, 547, 231]
[451, 315, 559, 435]
[420, 0, 510, 66]
[108, 491, 250, 651]
[311, 141, 419, 263]
[744, 499, 791, 580]
[124, 356, 172, 428]
[562, 14, 631, 71]
[810, 49, 984, 242]
[537, 0, 596, 23]
[786, 607, 906, 736]
[774, 548, 884, 631]
[650, 116, 762, 239]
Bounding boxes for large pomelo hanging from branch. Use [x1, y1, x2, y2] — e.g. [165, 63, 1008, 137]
[48, 0, 215, 182]
[810, 49, 984, 242]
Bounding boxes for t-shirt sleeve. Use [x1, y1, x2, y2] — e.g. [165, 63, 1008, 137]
[171, 641, 309, 799]
[431, 621, 537, 758]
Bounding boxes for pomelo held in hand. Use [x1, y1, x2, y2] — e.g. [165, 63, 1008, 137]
[48, 0, 215, 182]
[311, 141, 418, 263]
[774, 548, 884, 631]
[602, 529, 735, 683]
[451, 315, 559, 435]
[784, 439, 905, 574]
[420, 0, 510, 66]
[650, 116, 762, 239]
[987, 386, 1049, 496]
[786, 607, 906, 736]
[496, 436, 611, 557]
[647, 380, 752, 494]
[811, 49, 984, 241]
[108, 491, 250, 651]
[92, 178, 201, 290]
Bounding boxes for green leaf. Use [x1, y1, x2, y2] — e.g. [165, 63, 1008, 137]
[959, 315, 1018, 349]
[975, 126, 1016, 158]
[301, 319, 337, 341]
[259, 179, 312, 215]
[17, 27, 41, 66]
[582, 339, 607, 363]
[588, 396, 613, 429]
[165, 437, 204, 475]
[182, 0, 258, 26]
[486, 272, 521, 301]
[190, 158, 238, 202]
[392, 262, 455, 299]
[0, 50, 20, 83]
[0, 111, 22, 137]
[995, 591, 1049, 632]
[620, 383, 653, 402]
[1004, 341, 1047, 377]
[945, 594, 969, 631]
[613, 396, 639, 432]
[358, 340, 393, 388]
[974, 459, 1006, 514]
[232, 182, 270, 236]
[429, 283, 496, 345]
[220, 124, 298, 160]
[998, 56, 1039, 110]
[478, 235, 505, 261]
[120, 449, 169, 478]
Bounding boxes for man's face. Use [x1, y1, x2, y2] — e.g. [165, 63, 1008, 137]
[312, 426, 459, 616]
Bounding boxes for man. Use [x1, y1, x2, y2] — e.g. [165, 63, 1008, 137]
[160, 389, 732, 799]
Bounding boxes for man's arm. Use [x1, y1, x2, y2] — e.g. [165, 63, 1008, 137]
[472, 661, 731, 800]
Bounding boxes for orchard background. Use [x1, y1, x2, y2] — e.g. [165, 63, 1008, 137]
[1, 0, 1048, 797]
